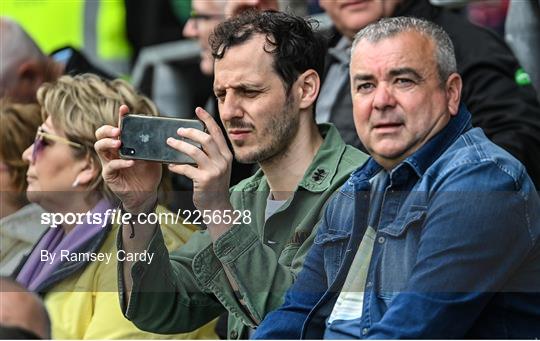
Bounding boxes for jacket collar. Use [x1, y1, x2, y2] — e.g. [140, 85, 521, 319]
[241, 123, 348, 193]
[402, 103, 472, 178]
[327, 36, 352, 65]
[298, 123, 349, 192]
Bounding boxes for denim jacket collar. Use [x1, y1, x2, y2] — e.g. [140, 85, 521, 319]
[403, 104, 472, 178]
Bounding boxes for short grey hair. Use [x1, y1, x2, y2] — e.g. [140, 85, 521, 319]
[351, 16, 457, 84]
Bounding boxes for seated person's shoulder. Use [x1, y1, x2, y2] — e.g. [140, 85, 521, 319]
[427, 128, 531, 191]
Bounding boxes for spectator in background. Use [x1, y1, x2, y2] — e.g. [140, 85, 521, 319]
[0, 277, 50, 339]
[224, 0, 314, 18]
[12, 74, 216, 339]
[225, 0, 279, 17]
[0, 17, 111, 103]
[467, 0, 508, 35]
[125, 0, 187, 64]
[1, 1, 132, 76]
[316, 0, 540, 188]
[505, 0, 540, 97]
[183, 0, 226, 77]
[0, 100, 46, 276]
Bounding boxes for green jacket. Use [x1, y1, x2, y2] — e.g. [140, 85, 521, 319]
[118, 124, 368, 339]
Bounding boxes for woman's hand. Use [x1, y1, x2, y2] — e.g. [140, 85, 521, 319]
[94, 105, 161, 214]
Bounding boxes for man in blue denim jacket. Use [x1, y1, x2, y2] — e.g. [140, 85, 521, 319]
[254, 17, 540, 339]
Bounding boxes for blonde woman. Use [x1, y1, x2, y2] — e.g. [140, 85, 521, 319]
[14, 74, 217, 339]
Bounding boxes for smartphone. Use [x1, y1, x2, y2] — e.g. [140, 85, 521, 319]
[119, 114, 206, 164]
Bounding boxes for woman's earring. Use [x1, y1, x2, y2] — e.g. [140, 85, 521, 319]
[71, 178, 80, 188]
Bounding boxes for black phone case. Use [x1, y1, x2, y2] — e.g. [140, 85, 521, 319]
[119, 114, 206, 164]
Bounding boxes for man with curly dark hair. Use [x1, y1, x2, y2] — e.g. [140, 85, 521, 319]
[95, 10, 368, 339]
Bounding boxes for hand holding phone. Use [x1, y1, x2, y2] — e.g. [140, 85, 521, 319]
[166, 107, 235, 239]
[119, 114, 206, 164]
[94, 105, 161, 214]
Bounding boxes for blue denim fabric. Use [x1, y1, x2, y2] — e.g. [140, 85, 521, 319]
[254, 106, 540, 339]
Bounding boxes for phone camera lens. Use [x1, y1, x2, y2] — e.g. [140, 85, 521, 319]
[121, 147, 136, 156]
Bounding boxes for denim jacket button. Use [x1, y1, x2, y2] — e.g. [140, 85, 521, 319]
[366, 281, 373, 287]
[362, 327, 369, 335]
[377, 236, 386, 244]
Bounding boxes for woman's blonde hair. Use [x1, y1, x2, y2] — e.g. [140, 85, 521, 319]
[36, 74, 158, 202]
[0, 99, 42, 193]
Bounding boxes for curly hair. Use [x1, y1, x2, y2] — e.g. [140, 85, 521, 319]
[209, 10, 326, 94]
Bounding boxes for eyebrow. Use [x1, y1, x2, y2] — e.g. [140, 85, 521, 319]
[388, 67, 423, 81]
[214, 83, 266, 93]
[352, 74, 375, 83]
[352, 67, 424, 83]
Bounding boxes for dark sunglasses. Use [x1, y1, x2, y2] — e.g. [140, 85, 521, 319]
[31, 127, 83, 164]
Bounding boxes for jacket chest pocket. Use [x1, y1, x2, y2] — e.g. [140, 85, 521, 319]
[314, 229, 351, 284]
[376, 206, 427, 304]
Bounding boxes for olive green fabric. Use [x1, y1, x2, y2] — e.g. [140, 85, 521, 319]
[117, 123, 368, 339]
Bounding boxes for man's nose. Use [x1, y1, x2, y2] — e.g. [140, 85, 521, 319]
[219, 93, 244, 122]
[183, 18, 198, 39]
[373, 83, 397, 111]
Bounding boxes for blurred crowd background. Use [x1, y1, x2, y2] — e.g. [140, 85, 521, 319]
[1, 0, 538, 115]
[1, 0, 539, 339]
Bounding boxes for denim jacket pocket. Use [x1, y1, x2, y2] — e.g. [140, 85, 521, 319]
[377, 205, 427, 295]
[379, 205, 427, 237]
[314, 229, 351, 283]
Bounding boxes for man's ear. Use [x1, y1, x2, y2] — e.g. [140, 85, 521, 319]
[446, 73, 462, 116]
[73, 155, 100, 188]
[17, 60, 45, 84]
[16, 60, 46, 99]
[297, 69, 320, 110]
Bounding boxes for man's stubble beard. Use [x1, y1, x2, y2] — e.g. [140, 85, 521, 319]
[233, 93, 299, 164]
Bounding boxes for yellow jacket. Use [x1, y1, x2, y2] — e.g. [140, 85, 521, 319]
[43, 206, 217, 339]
